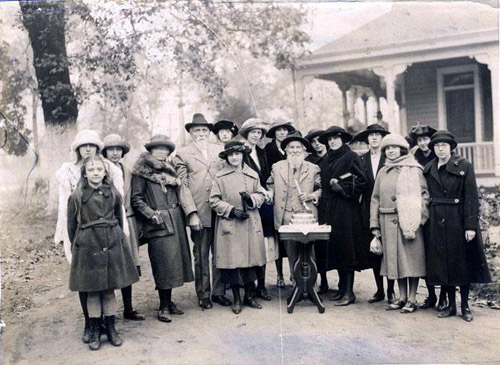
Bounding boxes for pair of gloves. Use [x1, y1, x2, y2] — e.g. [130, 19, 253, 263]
[229, 192, 253, 220]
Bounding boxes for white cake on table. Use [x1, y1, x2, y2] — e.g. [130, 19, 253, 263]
[279, 210, 330, 237]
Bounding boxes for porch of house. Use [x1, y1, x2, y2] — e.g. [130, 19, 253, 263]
[293, 3, 499, 182]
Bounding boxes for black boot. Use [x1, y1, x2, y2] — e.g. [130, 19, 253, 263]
[82, 318, 91, 344]
[88, 318, 101, 351]
[104, 315, 123, 347]
[231, 286, 242, 314]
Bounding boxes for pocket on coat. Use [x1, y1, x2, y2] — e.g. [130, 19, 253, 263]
[219, 218, 233, 235]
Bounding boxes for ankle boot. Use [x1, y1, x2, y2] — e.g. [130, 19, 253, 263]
[104, 315, 123, 347]
[82, 318, 91, 343]
[88, 318, 101, 351]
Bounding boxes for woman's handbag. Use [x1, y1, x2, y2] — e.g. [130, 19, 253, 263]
[370, 236, 383, 255]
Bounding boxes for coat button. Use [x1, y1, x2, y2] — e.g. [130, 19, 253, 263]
[443, 190, 447, 194]
[454, 199, 459, 204]
[440, 218, 446, 224]
[391, 196, 397, 201]
[102, 247, 108, 252]
[391, 219, 397, 224]
[98, 191, 103, 195]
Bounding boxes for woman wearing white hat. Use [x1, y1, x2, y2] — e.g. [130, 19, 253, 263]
[55, 129, 126, 343]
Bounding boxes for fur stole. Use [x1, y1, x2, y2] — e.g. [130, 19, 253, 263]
[133, 152, 179, 190]
[386, 154, 423, 240]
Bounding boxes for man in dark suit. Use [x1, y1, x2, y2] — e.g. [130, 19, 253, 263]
[355, 124, 395, 304]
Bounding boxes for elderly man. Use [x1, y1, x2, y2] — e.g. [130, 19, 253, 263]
[267, 133, 321, 281]
[175, 113, 232, 309]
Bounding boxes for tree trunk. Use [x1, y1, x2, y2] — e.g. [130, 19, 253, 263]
[20, 2, 79, 212]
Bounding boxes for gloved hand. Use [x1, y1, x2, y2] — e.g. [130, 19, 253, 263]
[329, 178, 345, 195]
[229, 208, 250, 220]
[239, 191, 253, 205]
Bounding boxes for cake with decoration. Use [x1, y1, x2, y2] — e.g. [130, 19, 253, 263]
[290, 210, 318, 226]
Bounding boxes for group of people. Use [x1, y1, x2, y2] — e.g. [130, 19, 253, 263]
[55, 114, 492, 351]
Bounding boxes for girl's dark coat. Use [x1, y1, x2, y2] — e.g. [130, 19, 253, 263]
[68, 183, 139, 292]
[318, 145, 370, 271]
[131, 152, 194, 289]
[423, 154, 491, 285]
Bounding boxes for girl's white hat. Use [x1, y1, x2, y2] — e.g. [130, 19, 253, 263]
[380, 133, 409, 151]
[71, 130, 104, 152]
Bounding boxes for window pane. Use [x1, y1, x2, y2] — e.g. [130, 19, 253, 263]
[444, 72, 474, 87]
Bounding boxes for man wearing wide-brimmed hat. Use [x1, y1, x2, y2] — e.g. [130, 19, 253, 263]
[266, 133, 321, 285]
[174, 113, 232, 309]
[355, 124, 395, 305]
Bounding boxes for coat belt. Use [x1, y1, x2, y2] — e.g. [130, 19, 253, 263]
[79, 219, 118, 229]
[379, 207, 397, 214]
[430, 198, 462, 206]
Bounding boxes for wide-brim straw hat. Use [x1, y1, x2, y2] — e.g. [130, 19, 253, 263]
[239, 118, 268, 139]
[265, 120, 296, 139]
[102, 134, 130, 155]
[353, 124, 390, 144]
[380, 133, 410, 151]
[184, 113, 213, 132]
[71, 129, 104, 152]
[213, 120, 239, 137]
[319, 126, 352, 145]
[218, 141, 250, 159]
[144, 134, 176, 153]
[428, 130, 457, 151]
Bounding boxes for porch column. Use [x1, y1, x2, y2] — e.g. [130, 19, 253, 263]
[475, 53, 500, 176]
[293, 70, 314, 132]
[349, 87, 357, 122]
[361, 93, 369, 125]
[373, 64, 408, 134]
[337, 81, 350, 129]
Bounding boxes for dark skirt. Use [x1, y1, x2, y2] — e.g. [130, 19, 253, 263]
[221, 267, 257, 286]
[147, 207, 194, 289]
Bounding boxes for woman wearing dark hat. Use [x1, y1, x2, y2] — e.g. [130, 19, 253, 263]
[264, 120, 296, 288]
[102, 134, 144, 321]
[409, 123, 448, 310]
[318, 126, 368, 306]
[423, 130, 491, 321]
[410, 123, 437, 167]
[212, 120, 239, 144]
[304, 128, 327, 166]
[355, 125, 396, 304]
[239, 118, 276, 301]
[210, 141, 268, 314]
[303, 128, 329, 293]
[131, 135, 194, 323]
[370, 134, 428, 314]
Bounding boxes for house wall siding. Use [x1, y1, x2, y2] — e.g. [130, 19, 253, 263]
[405, 57, 476, 131]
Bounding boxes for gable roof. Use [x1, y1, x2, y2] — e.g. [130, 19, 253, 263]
[312, 2, 498, 57]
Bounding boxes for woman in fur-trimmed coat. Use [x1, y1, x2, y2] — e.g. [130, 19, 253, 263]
[131, 135, 194, 323]
[370, 134, 429, 313]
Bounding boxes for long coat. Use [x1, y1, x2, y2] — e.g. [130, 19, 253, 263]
[370, 156, 429, 279]
[360, 151, 386, 230]
[318, 144, 370, 271]
[174, 142, 224, 228]
[210, 165, 267, 269]
[131, 153, 194, 289]
[266, 160, 321, 229]
[120, 162, 140, 267]
[68, 183, 139, 292]
[423, 154, 491, 285]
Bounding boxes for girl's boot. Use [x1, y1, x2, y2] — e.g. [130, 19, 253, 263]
[104, 315, 123, 347]
[88, 318, 101, 351]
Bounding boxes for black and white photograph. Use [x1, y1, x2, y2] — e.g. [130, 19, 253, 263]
[0, 0, 499, 363]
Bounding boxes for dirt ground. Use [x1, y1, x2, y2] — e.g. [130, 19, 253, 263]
[2, 202, 500, 365]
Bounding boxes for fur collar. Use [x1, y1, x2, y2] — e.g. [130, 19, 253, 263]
[133, 152, 178, 188]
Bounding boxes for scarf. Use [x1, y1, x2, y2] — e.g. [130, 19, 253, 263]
[385, 154, 423, 240]
[133, 152, 179, 192]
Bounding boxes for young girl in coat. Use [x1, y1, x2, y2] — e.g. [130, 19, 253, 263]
[210, 141, 268, 314]
[68, 155, 139, 350]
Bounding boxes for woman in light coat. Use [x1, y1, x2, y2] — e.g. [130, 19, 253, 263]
[370, 134, 429, 313]
[55, 129, 126, 343]
[210, 141, 268, 314]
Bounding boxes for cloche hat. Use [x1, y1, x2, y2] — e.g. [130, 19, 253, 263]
[71, 129, 104, 152]
[144, 134, 176, 153]
[102, 134, 131, 155]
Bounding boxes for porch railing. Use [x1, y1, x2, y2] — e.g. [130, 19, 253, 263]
[456, 142, 495, 174]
